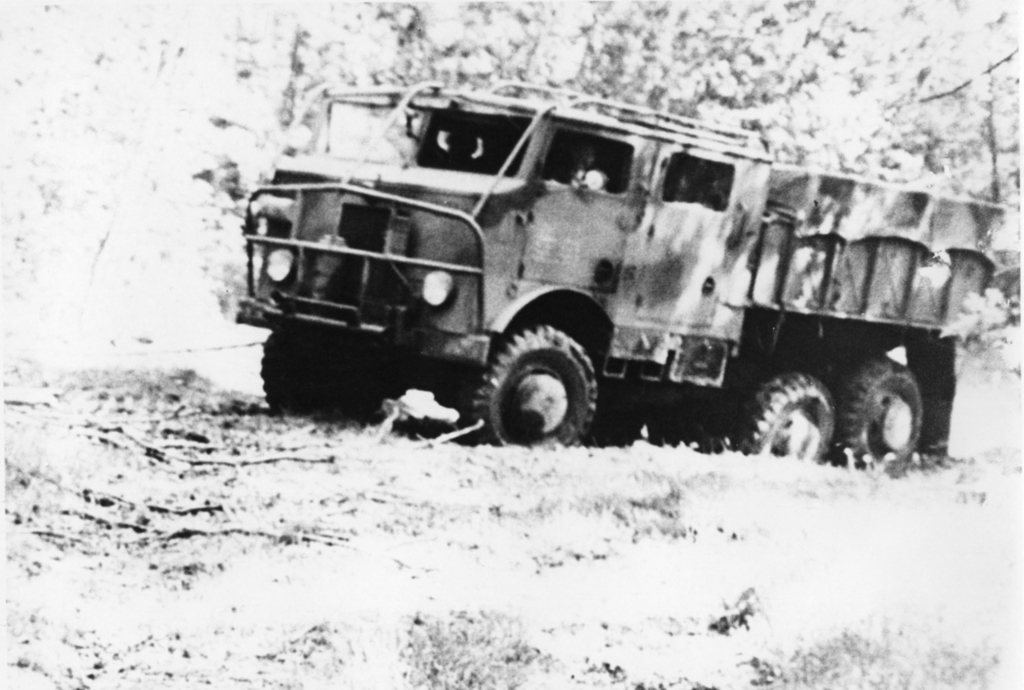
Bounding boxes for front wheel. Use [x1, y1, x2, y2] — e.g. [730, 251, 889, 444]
[260, 330, 398, 418]
[835, 358, 923, 465]
[471, 326, 597, 446]
[738, 372, 835, 463]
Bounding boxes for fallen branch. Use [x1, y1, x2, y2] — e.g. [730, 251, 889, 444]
[81, 424, 360, 468]
[93, 426, 349, 467]
[419, 420, 484, 448]
[23, 530, 84, 544]
[63, 506, 349, 548]
[4, 388, 59, 407]
[61, 509, 148, 534]
[152, 439, 221, 452]
[84, 488, 224, 516]
[12, 404, 203, 428]
[358, 489, 420, 507]
[156, 526, 349, 547]
[79, 429, 136, 451]
[116, 427, 196, 464]
[375, 407, 403, 440]
[147, 504, 224, 516]
[183, 450, 340, 467]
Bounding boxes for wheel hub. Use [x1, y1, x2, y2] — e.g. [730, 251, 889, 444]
[510, 372, 568, 439]
[771, 409, 822, 461]
[880, 396, 913, 451]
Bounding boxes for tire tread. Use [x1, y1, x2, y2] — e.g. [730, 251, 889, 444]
[470, 326, 597, 446]
[739, 372, 835, 463]
[835, 357, 923, 464]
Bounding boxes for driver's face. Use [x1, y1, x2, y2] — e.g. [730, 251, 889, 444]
[575, 145, 597, 169]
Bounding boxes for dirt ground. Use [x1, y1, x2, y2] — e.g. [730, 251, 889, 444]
[5, 336, 1022, 690]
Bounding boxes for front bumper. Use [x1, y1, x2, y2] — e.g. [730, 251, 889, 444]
[237, 297, 491, 366]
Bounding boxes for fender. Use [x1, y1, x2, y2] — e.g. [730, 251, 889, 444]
[488, 285, 613, 336]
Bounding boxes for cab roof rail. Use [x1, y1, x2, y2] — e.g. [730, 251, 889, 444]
[566, 96, 760, 147]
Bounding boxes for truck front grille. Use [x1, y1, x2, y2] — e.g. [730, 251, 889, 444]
[338, 204, 390, 252]
[305, 203, 405, 324]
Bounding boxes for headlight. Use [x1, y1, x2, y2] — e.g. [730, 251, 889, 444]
[252, 195, 295, 222]
[422, 270, 456, 307]
[265, 249, 295, 282]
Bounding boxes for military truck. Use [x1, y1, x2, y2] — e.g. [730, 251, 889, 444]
[237, 81, 1010, 464]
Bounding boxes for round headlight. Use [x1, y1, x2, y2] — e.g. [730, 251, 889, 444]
[422, 270, 456, 307]
[265, 249, 295, 282]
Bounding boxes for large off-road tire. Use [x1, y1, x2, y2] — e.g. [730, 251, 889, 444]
[835, 357, 923, 465]
[738, 372, 835, 463]
[261, 330, 396, 417]
[471, 326, 597, 446]
[261, 331, 311, 413]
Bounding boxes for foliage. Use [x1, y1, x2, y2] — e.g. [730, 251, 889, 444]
[3, 2, 1018, 345]
[944, 287, 1021, 377]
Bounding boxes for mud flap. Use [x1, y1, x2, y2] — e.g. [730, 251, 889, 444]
[906, 336, 957, 455]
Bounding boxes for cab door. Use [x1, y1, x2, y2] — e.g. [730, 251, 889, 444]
[519, 127, 646, 294]
[613, 146, 768, 340]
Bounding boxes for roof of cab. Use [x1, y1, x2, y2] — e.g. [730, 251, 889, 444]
[321, 81, 771, 163]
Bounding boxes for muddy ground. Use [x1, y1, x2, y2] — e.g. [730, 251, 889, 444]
[5, 341, 1022, 690]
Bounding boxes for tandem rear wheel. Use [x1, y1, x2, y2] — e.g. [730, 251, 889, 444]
[738, 372, 836, 463]
[834, 357, 923, 467]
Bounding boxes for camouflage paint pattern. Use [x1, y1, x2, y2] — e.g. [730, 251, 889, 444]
[240, 85, 1015, 389]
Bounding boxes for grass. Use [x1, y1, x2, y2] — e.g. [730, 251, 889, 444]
[5, 418, 125, 527]
[781, 626, 998, 690]
[404, 611, 542, 690]
[5, 359, 1020, 689]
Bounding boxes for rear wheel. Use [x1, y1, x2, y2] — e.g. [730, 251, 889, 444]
[739, 372, 835, 463]
[471, 326, 597, 446]
[835, 358, 923, 465]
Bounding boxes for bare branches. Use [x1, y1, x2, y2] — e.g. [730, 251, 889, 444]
[183, 451, 340, 468]
[69, 487, 351, 548]
[86, 426, 342, 468]
[419, 420, 484, 448]
[61, 509, 148, 533]
[918, 49, 1019, 103]
[156, 527, 349, 547]
[83, 488, 224, 516]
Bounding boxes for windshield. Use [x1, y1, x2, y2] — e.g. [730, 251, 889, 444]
[326, 101, 419, 164]
[416, 110, 531, 176]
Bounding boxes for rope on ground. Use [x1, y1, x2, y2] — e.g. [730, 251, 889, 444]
[7, 340, 264, 359]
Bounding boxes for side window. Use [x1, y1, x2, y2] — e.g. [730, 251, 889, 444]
[663, 153, 735, 212]
[542, 130, 634, 194]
